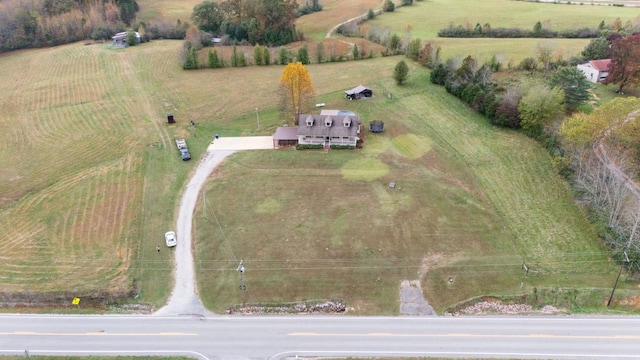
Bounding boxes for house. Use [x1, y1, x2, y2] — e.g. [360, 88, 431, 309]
[112, 31, 141, 47]
[577, 59, 611, 83]
[297, 113, 361, 147]
[345, 85, 373, 100]
[273, 125, 298, 148]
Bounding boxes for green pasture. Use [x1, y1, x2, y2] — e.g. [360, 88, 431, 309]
[367, 0, 640, 39]
[136, 0, 203, 23]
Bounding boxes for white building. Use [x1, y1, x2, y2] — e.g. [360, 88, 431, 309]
[577, 59, 611, 83]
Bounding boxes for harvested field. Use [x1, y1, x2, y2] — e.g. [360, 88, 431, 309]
[0, 42, 182, 299]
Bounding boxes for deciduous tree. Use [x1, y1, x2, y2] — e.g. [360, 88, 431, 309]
[518, 85, 564, 137]
[604, 34, 640, 93]
[581, 37, 610, 61]
[279, 62, 315, 123]
[191, 0, 225, 33]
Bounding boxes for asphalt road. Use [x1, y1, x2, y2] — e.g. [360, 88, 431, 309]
[1, 315, 640, 359]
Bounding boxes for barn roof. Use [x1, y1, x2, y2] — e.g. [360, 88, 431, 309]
[345, 85, 371, 95]
[590, 59, 611, 72]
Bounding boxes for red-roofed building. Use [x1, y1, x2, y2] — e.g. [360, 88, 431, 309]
[577, 59, 611, 83]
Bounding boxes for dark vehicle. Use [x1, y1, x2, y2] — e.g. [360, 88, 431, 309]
[176, 138, 191, 161]
[180, 148, 191, 161]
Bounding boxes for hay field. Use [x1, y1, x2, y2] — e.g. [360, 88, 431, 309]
[0, 41, 187, 300]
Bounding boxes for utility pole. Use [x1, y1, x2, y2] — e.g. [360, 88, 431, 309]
[236, 260, 246, 307]
[607, 251, 629, 307]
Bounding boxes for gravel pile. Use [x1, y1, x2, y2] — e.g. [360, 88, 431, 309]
[448, 301, 561, 316]
[227, 300, 347, 315]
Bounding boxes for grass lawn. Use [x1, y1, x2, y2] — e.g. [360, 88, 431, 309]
[193, 60, 620, 315]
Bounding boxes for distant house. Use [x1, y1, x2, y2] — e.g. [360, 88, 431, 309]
[577, 59, 611, 83]
[345, 85, 373, 100]
[297, 113, 361, 147]
[112, 31, 141, 46]
[273, 125, 298, 148]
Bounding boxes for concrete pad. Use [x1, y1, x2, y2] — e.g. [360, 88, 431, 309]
[207, 136, 274, 151]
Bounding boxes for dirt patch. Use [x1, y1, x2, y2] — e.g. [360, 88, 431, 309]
[418, 253, 464, 279]
[617, 295, 640, 309]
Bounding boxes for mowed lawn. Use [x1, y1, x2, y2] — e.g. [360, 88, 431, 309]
[193, 62, 616, 314]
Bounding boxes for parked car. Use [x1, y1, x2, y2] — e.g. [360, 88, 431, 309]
[165, 231, 177, 247]
[180, 148, 191, 161]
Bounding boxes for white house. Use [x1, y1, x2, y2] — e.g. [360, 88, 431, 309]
[112, 31, 141, 46]
[577, 59, 611, 83]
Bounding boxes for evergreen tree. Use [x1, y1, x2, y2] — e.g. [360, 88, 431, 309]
[549, 67, 591, 111]
[393, 60, 409, 85]
[297, 45, 310, 64]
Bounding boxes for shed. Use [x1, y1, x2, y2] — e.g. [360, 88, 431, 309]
[369, 120, 384, 132]
[345, 85, 373, 100]
[273, 126, 299, 148]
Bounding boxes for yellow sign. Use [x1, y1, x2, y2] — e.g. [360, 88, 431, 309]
[72, 297, 80, 305]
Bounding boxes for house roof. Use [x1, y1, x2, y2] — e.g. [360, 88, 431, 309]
[297, 114, 361, 138]
[590, 59, 611, 72]
[345, 85, 371, 95]
[273, 126, 298, 140]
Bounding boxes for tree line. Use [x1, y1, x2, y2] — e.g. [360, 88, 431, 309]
[399, 33, 640, 272]
[0, 0, 140, 52]
[437, 18, 640, 39]
[190, 0, 300, 46]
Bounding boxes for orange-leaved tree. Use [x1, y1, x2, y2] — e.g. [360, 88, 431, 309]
[279, 62, 315, 124]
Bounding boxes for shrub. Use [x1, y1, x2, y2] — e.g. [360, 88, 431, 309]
[330, 145, 355, 150]
[383, 0, 395, 12]
[296, 144, 323, 150]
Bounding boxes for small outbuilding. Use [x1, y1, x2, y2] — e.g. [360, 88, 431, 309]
[369, 120, 384, 133]
[345, 85, 373, 100]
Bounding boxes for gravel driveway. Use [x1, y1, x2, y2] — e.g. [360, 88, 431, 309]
[154, 136, 273, 317]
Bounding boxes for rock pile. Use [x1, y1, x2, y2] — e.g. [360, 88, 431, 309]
[447, 301, 561, 316]
[227, 300, 347, 315]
